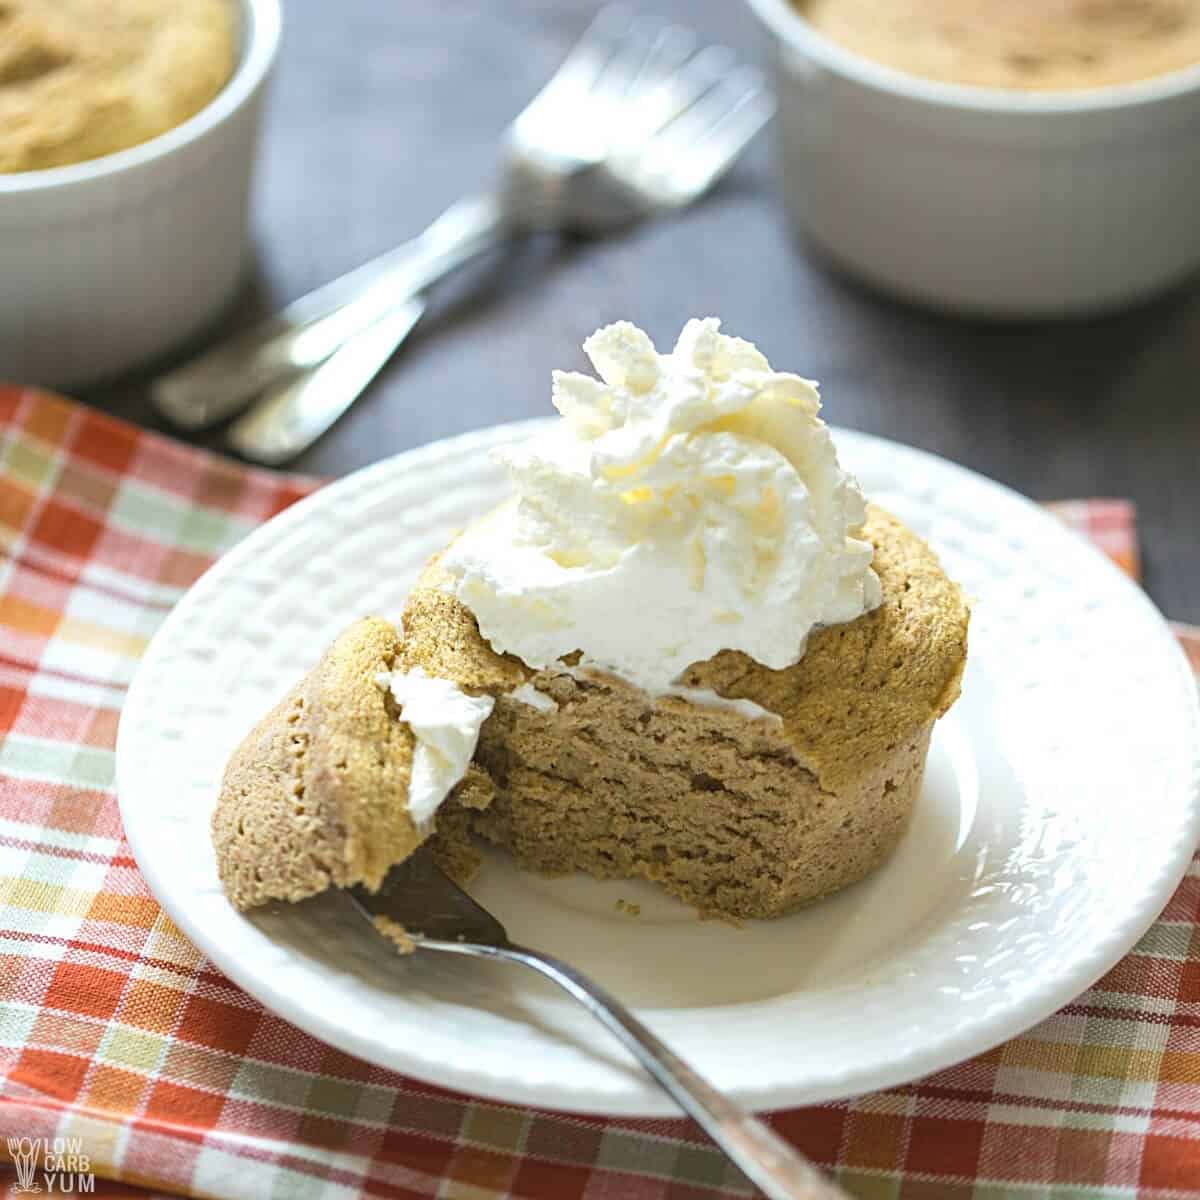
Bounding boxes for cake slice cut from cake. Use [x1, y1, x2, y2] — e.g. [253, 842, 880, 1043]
[212, 506, 968, 920]
[212, 617, 421, 911]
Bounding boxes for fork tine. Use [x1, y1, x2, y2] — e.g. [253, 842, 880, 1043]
[558, 4, 633, 72]
[350, 853, 510, 949]
[647, 66, 768, 155]
[590, 20, 692, 152]
[613, 20, 702, 104]
[661, 83, 775, 202]
[631, 23, 697, 92]
[509, 10, 775, 223]
[682, 92, 775, 196]
[627, 44, 738, 141]
[517, 4, 632, 123]
[589, 17, 665, 109]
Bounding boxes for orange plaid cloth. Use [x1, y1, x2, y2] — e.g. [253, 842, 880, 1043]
[1, 387, 1198, 1199]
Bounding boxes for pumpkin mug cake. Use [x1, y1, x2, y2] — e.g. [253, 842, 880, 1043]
[0, 0, 236, 173]
[795, 0, 1200, 90]
[213, 320, 969, 922]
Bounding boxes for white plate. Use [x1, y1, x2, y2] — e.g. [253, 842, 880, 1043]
[117, 422, 1200, 1116]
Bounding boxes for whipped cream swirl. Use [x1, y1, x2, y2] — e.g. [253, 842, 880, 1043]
[440, 318, 881, 694]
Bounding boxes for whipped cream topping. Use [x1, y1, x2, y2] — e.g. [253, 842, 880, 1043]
[440, 318, 881, 694]
[376, 667, 494, 827]
[508, 682, 558, 713]
[553, 661, 782, 725]
[656, 684, 782, 725]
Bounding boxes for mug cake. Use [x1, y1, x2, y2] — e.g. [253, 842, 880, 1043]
[213, 320, 970, 922]
[795, 0, 1200, 91]
[0, 0, 236, 173]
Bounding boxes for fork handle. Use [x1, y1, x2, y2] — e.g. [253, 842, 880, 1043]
[226, 298, 427, 465]
[431, 940, 848, 1200]
[152, 192, 507, 431]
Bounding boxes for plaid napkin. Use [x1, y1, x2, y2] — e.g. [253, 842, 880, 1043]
[1, 386, 1198, 1200]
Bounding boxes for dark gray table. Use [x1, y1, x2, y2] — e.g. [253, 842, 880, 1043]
[87, 0, 1200, 624]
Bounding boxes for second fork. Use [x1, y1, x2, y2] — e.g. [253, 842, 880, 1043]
[152, 6, 772, 459]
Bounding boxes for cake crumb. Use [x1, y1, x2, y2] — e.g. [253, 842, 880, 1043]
[698, 907, 745, 930]
[373, 914, 418, 955]
[615, 899, 642, 917]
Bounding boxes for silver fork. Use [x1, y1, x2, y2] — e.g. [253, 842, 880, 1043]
[153, 6, 773, 462]
[350, 854, 850, 1200]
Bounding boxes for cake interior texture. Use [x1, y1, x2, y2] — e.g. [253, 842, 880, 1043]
[459, 672, 933, 919]
[213, 505, 968, 921]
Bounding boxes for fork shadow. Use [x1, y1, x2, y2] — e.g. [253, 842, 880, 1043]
[75, 169, 766, 455]
[406, 168, 769, 348]
[248, 887, 648, 1089]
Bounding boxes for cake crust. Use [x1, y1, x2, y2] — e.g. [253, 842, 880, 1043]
[683, 506, 967, 793]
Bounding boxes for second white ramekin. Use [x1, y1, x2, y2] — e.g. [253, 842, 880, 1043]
[0, 0, 281, 389]
[746, 0, 1200, 317]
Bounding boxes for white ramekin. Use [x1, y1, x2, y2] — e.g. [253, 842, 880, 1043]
[746, 0, 1200, 317]
[0, 0, 282, 388]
